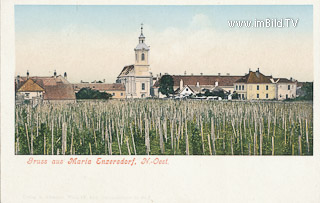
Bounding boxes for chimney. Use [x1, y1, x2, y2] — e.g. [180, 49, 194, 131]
[103, 79, 106, 83]
[218, 73, 221, 76]
[200, 73, 203, 76]
[17, 75, 20, 86]
[191, 73, 193, 76]
[290, 77, 293, 81]
[227, 73, 230, 76]
[27, 70, 29, 79]
[257, 68, 260, 73]
[180, 79, 183, 90]
[215, 81, 219, 87]
[196, 82, 200, 87]
[54, 70, 57, 78]
[249, 68, 251, 72]
[184, 71, 186, 75]
[64, 72, 67, 79]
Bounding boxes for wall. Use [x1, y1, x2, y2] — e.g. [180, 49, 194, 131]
[277, 83, 297, 100]
[247, 83, 276, 100]
[17, 91, 43, 100]
[108, 90, 126, 99]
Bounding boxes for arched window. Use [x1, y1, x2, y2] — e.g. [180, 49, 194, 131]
[141, 53, 145, 61]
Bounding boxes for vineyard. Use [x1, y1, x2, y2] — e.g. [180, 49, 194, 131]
[15, 100, 313, 155]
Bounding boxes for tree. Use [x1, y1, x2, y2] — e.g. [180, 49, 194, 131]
[76, 88, 112, 100]
[159, 74, 174, 97]
[232, 91, 239, 99]
[301, 82, 313, 100]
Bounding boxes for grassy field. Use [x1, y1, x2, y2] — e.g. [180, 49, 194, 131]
[15, 100, 313, 155]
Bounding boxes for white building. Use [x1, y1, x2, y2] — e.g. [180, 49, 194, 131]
[275, 78, 297, 100]
[117, 25, 153, 98]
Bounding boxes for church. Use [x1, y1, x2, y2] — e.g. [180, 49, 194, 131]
[117, 25, 153, 98]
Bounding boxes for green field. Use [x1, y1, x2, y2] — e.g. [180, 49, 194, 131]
[15, 100, 313, 155]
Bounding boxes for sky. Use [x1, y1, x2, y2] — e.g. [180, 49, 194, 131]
[15, 5, 313, 83]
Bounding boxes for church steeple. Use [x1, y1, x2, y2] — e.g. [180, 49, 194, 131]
[139, 23, 145, 44]
[134, 24, 150, 67]
[135, 23, 149, 51]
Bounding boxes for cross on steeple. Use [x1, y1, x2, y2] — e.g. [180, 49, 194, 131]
[141, 23, 143, 35]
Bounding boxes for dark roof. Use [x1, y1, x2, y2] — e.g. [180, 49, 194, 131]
[43, 84, 76, 100]
[274, 78, 296, 83]
[16, 75, 75, 100]
[235, 71, 272, 84]
[154, 75, 243, 87]
[118, 65, 134, 77]
[72, 83, 125, 91]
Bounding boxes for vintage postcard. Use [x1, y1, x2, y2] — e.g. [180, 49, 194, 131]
[1, 0, 320, 202]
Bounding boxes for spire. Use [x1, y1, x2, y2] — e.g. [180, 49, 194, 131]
[139, 23, 145, 44]
[141, 23, 143, 35]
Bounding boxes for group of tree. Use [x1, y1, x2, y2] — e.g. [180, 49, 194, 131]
[300, 82, 313, 100]
[158, 74, 174, 97]
[76, 88, 112, 100]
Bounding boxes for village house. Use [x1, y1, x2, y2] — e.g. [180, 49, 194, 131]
[116, 25, 153, 98]
[274, 78, 297, 100]
[72, 83, 126, 99]
[153, 74, 242, 98]
[15, 71, 76, 104]
[234, 69, 276, 100]
[234, 69, 298, 100]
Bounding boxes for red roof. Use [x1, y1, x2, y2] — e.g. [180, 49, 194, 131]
[43, 84, 76, 100]
[154, 75, 242, 87]
[72, 83, 125, 92]
[16, 75, 75, 100]
[236, 71, 272, 84]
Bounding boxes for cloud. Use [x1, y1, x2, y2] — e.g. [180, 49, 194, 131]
[189, 14, 212, 30]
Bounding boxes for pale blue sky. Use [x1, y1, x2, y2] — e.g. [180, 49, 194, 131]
[15, 5, 313, 34]
[15, 5, 314, 82]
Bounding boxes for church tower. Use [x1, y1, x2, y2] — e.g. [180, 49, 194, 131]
[134, 24, 150, 76]
[117, 24, 153, 98]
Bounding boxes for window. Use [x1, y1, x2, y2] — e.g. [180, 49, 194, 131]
[286, 94, 288, 99]
[257, 85, 259, 90]
[121, 93, 123, 96]
[142, 83, 145, 90]
[25, 93, 30, 98]
[242, 94, 244, 99]
[112, 93, 115, 96]
[288, 85, 290, 90]
[236, 85, 238, 90]
[266, 94, 268, 98]
[186, 88, 189, 91]
[242, 85, 244, 90]
[141, 53, 145, 61]
[257, 94, 259, 98]
[266, 85, 268, 90]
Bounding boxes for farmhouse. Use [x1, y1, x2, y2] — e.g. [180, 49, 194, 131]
[72, 83, 126, 99]
[234, 69, 276, 100]
[116, 25, 153, 98]
[153, 74, 242, 98]
[274, 78, 297, 100]
[15, 71, 76, 104]
[234, 69, 298, 100]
